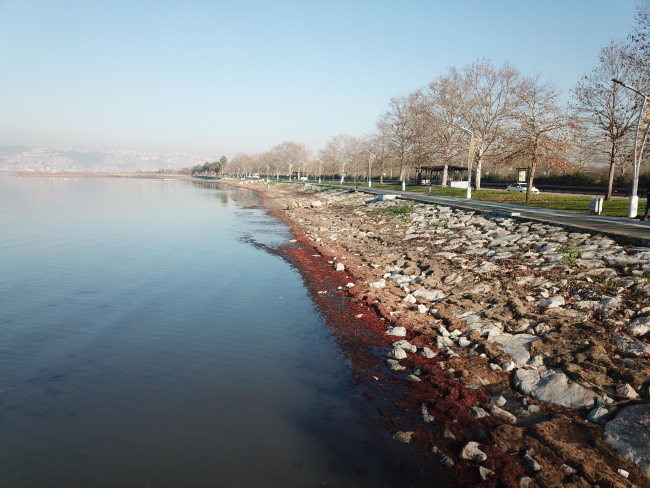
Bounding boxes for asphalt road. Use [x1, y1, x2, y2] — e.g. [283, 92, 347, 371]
[315, 183, 650, 244]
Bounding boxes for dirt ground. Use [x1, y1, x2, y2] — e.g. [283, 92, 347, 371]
[232, 180, 650, 488]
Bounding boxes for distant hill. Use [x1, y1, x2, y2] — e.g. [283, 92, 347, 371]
[0, 145, 213, 173]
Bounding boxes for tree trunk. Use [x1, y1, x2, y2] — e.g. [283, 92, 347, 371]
[379, 159, 384, 184]
[441, 164, 449, 187]
[526, 162, 537, 203]
[606, 141, 618, 201]
[606, 159, 616, 201]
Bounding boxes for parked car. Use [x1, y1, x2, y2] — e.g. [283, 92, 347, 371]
[506, 182, 539, 194]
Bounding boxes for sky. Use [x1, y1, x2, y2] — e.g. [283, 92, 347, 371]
[0, 0, 642, 159]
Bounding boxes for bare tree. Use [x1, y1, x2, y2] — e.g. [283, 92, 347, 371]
[318, 134, 359, 184]
[384, 95, 415, 189]
[509, 75, 567, 201]
[572, 41, 641, 200]
[565, 117, 602, 171]
[423, 70, 465, 186]
[456, 59, 521, 189]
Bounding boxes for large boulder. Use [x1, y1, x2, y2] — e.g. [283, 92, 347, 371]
[604, 404, 650, 477]
[488, 333, 540, 366]
[513, 368, 599, 408]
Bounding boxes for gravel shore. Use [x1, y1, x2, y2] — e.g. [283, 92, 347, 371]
[235, 180, 650, 488]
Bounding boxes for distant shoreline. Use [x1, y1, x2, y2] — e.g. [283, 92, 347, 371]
[9, 172, 194, 180]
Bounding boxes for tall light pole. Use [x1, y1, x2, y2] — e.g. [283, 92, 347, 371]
[454, 124, 481, 199]
[340, 158, 345, 186]
[613, 78, 647, 218]
[363, 150, 376, 188]
[288, 162, 292, 182]
[316, 158, 323, 184]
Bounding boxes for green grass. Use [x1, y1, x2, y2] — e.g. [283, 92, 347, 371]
[558, 244, 580, 267]
[374, 203, 414, 218]
[314, 181, 643, 218]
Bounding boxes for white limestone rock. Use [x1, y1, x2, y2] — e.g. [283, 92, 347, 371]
[537, 296, 565, 309]
[604, 404, 650, 477]
[513, 368, 598, 409]
[460, 441, 487, 462]
[488, 333, 540, 366]
[627, 316, 650, 337]
[385, 326, 407, 337]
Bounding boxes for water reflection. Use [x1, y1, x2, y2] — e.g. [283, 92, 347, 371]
[0, 177, 446, 488]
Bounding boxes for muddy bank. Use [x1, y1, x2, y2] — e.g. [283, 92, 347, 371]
[231, 180, 650, 488]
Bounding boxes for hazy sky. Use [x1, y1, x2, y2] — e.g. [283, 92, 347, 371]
[0, 0, 641, 158]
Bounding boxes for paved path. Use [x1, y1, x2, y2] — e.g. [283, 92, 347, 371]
[315, 183, 650, 245]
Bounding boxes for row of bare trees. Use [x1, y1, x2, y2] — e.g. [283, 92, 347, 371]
[228, 6, 650, 201]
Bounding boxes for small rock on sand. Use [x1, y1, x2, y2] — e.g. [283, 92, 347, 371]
[393, 431, 414, 443]
[460, 441, 487, 462]
[490, 405, 517, 424]
[537, 296, 565, 309]
[385, 326, 406, 337]
[479, 466, 494, 482]
[627, 315, 650, 337]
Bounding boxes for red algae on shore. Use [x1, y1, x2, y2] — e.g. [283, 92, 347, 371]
[226, 180, 650, 488]
[227, 182, 535, 488]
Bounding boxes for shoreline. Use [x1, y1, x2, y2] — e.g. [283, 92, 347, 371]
[229, 179, 650, 488]
[7, 172, 195, 180]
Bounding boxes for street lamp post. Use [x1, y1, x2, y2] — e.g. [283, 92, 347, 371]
[363, 150, 376, 188]
[316, 158, 323, 184]
[612, 78, 647, 218]
[288, 162, 292, 182]
[454, 125, 481, 199]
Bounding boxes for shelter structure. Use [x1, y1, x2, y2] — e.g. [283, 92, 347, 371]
[415, 165, 469, 186]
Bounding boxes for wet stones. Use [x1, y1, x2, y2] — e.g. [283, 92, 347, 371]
[388, 346, 407, 360]
[421, 403, 435, 423]
[387, 359, 406, 371]
[392, 431, 414, 443]
[393, 340, 416, 353]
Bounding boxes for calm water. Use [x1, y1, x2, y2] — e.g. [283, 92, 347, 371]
[0, 177, 437, 488]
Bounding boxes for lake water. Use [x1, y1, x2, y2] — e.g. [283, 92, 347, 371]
[0, 177, 442, 488]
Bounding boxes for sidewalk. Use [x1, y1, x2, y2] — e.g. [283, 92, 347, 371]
[317, 183, 650, 246]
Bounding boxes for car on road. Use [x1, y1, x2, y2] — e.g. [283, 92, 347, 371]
[506, 182, 540, 194]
